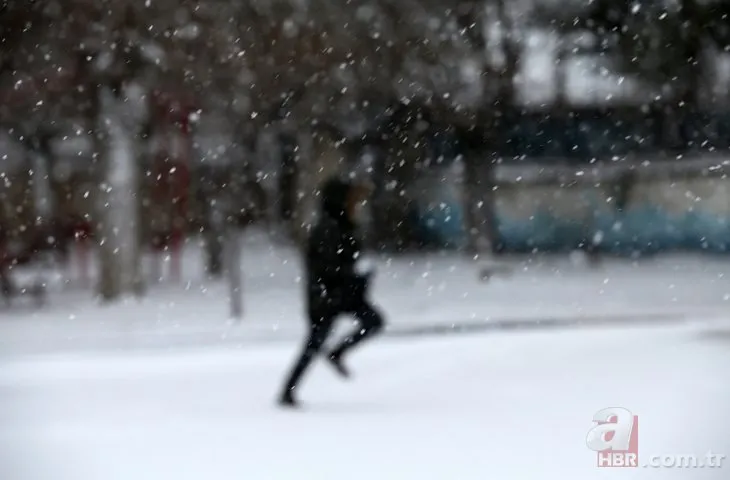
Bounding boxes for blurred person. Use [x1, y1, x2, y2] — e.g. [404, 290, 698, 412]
[279, 176, 384, 408]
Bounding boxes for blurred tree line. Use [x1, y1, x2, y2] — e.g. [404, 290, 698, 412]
[0, 0, 728, 302]
[534, 0, 730, 151]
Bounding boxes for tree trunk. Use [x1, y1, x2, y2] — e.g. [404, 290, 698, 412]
[291, 130, 316, 247]
[205, 234, 224, 277]
[224, 227, 243, 320]
[30, 149, 54, 224]
[368, 146, 389, 250]
[279, 133, 298, 222]
[495, 0, 518, 111]
[668, 0, 703, 152]
[197, 164, 225, 278]
[203, 199, 225, 278]
[463, 151, 496, 257]
[554, 39, 569, 109]
[96, 85, 144, 301]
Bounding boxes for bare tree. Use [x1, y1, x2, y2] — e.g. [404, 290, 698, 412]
[0, 0, 252, 301]
[1, 0, 507, 303]
[235, 0, 497, 247]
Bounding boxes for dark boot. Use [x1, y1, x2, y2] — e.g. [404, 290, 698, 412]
[328, 304, 384, 374]
[278, 318, 333, 407]
[327, 350, 350, 378]
[278, 389, 299, 408]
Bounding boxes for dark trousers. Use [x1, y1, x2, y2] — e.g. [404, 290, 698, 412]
[282, 302, 384, 396]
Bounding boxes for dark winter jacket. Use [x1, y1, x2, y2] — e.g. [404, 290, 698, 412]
[306, 177, 370, 317]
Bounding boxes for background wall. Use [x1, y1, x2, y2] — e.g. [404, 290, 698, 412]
[411, 155, 730, 253]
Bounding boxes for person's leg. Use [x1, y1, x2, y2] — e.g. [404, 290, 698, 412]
[328, 302, 384, 373]
[280, 313, 335, 405]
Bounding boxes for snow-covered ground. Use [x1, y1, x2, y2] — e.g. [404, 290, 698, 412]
[1, 230, 728, 478]
[0, 323, 728, 480]
[2, 229, 730, 356]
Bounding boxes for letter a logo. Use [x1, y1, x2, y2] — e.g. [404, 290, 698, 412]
[586, 407, 639, 468]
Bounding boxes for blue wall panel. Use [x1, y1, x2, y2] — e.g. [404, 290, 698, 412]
[412, 173, 730, 253]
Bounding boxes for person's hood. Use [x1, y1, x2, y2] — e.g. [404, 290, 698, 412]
[320, 177, 353, 225]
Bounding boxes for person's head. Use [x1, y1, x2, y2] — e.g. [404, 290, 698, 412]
[320, 177, 372, 224]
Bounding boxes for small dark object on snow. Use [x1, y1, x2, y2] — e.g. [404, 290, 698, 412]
[278, 391, 298, 408]
[28, 282, 46, 306]
[478, 263, 512, 282]
[0, 271, 15, 306]
[327, 351, 350, 378]
[0, 276, 46, 307]
[279, 177, 384, 407]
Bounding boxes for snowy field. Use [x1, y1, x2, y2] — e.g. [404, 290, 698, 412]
[0, 323, 729, 480]
[3, 229, 730, 356]
[2, 231, 730, 479]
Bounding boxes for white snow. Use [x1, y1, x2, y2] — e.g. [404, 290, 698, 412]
[0, 323, 728, 480]
[2, 229, 730, 356]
